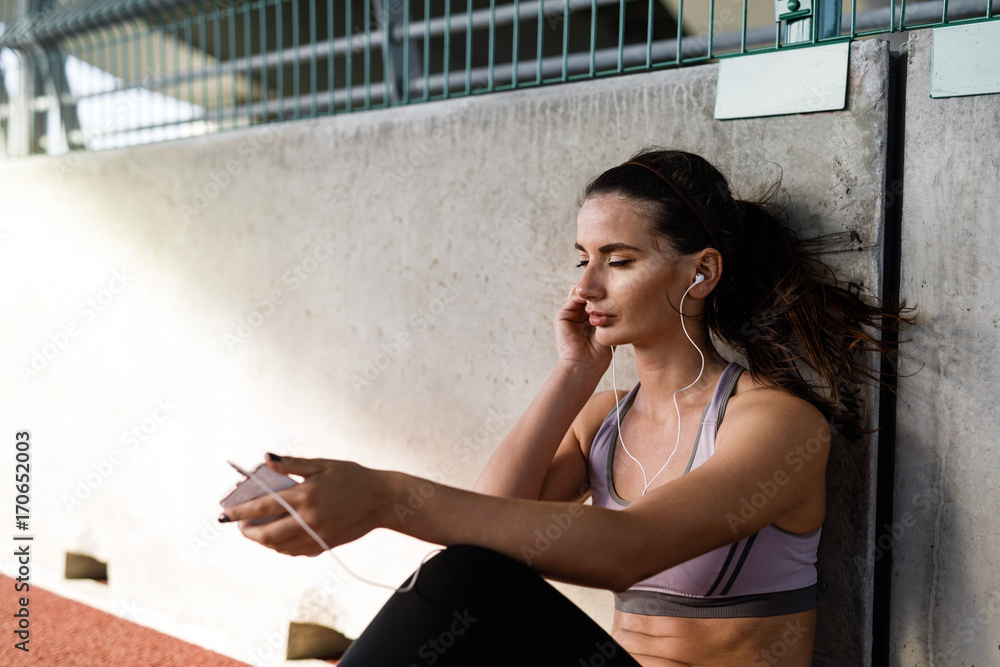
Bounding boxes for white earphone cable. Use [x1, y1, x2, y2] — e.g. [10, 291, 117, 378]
[239, 465, 438, 594]
[234, 277, 705, 585]
[612, 279, 706, 496]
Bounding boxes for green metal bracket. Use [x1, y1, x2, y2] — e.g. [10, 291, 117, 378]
[776, 0, 813, 23]
[778, 0, 842, 44]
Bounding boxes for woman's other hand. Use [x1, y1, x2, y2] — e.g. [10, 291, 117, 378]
[220, 455, 391, 556]
[554, 284, 612, 373]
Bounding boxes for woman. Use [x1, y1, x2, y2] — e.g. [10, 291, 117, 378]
[219, 149, 908, 665]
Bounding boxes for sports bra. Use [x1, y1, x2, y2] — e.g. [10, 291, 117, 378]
[589, 362, 821, 618]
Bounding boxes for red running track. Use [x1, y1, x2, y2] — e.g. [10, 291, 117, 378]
[1, 574, 253, 666]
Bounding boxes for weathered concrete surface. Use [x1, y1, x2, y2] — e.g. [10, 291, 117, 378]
[0, 40, 890, 665]
[891, 30, 1000, 667]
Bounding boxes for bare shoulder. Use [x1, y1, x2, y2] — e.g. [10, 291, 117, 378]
[719, 370, 830, 459]
[571, 388, 630, 458]
[704, 370, 830, 533]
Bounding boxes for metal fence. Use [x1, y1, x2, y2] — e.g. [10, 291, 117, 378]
[0, 0, 996, 156]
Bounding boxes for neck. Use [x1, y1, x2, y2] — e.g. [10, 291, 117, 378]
[627, 333, 729, 424]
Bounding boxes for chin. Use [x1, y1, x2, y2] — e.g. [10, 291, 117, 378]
[594, 328, 629, 348]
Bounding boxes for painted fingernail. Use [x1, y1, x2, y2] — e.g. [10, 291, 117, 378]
[266, 452, 283, 463]
[218, 514, 231, 523]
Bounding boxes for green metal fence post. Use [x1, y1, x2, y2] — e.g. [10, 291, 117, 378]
[376, 0, 421, 103]
[0, 59, 7, 155]
[22, 0, 56, 154]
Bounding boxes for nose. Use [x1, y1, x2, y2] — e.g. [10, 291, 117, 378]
[575, 265, 604, 301]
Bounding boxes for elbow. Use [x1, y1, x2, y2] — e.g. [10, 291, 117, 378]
[606, 564, 649, 594]
[607, 574, 637, 594]
[607, 563, 648, 593]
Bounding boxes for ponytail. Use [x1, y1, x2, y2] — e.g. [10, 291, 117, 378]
[586, 148, 913, 438]
[708, 197, 910, 438]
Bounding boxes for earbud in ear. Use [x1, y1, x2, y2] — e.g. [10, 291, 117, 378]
[694, 273, 705, 284]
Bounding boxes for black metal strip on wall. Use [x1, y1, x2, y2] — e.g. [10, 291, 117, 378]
[871, 42, 908, 667]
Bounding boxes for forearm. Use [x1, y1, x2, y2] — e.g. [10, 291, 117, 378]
[384, 470, 643, 591]
[473, 362, 604, 499]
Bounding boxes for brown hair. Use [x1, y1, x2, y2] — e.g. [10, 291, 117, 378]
[584, 147, 913, 438]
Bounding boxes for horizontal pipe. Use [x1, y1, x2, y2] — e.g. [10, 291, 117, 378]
[58, 29, 384, 105]
[0, 0, 207, 49]
[5, 0, 999, 143]
[67, 80, 387, 143]
[393, 0, 626, 41]
[406, 0, 1000, 94]
[54, 0, 1000, 107]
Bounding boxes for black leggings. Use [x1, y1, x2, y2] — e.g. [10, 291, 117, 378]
[338, 545, 642, 667]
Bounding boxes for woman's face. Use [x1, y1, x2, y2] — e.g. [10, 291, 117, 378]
[574, 195, 695, 349]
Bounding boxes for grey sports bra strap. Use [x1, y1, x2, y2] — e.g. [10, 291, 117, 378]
[714, 364, 745, 426]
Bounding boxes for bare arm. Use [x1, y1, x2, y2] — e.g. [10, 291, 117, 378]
[471, 362, 603, 499]
[223, 391, 829, 592]
[472, 284, 613, 500]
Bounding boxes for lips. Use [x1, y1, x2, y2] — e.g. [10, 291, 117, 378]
[587, 310, 614, 327]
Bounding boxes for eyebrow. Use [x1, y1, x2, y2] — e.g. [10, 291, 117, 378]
[574, 242, 642, 254]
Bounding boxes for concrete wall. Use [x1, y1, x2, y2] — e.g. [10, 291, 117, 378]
[0, 39, 891, 665]
[891, 30, 1000, 667]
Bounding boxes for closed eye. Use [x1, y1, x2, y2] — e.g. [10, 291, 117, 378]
[576, 259, 635, 268]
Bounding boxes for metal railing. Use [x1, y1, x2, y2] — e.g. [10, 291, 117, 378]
[0, 0, 996, 156]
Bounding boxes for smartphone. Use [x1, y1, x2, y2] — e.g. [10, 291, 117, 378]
[220, 461, 299, 525]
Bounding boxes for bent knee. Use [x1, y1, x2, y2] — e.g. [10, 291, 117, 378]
[414, 545, 533, 599]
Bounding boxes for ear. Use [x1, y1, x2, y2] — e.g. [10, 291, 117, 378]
[689, 249, 722, 298]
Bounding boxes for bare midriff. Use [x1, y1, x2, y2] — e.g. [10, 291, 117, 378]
[611, 608, 817, 667]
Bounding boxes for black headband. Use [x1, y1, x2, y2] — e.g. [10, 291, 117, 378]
[622, 161, 718, 248]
